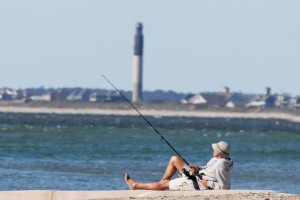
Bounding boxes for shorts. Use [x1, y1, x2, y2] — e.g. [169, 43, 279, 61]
[169, 164, 196, 191]
[169, 176, 196, 191]
[169, 164, 207, 191]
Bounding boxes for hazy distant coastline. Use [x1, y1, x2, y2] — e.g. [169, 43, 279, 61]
[1, 101, 300, 123]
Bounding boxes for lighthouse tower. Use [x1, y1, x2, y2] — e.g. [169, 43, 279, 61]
[132, 22, 144, 103]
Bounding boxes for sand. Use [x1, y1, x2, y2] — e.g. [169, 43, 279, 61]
[1, 106, 300, 123]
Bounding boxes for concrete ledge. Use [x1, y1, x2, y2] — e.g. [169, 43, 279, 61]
[0, 190, 52, 200]
[1, 190, 298, 200]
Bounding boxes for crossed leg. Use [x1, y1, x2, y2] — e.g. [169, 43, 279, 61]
[125, 156, 186, 190]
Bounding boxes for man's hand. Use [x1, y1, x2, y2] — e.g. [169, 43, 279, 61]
[201, 178, 208, 187]
[189, 165, 200, 173]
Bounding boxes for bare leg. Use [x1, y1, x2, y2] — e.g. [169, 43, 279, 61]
[124, 156, 185, 190]
[161, 156, 186, 181]
[125, 173, 169, 190]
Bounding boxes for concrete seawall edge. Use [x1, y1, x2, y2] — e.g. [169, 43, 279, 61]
[0, 190, 297, 200]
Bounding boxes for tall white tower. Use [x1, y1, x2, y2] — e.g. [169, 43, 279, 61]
[132, 22, 144, 103]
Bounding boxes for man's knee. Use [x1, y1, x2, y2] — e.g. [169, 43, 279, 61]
[170, 155, 183, 164]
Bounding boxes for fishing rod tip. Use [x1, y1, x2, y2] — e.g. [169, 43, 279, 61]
[101, 74, 108, 80]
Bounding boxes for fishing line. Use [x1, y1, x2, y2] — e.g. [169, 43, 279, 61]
[101, 74, 190, 166]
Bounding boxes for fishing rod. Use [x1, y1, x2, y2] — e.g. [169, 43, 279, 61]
[101, 74, 190, 166]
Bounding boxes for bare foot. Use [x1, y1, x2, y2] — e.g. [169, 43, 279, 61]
[125, 173, 136, 190]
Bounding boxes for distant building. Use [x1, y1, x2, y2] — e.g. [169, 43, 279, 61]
[0, 89, 18, 101]
[246, 87, 276, 108]
[29, 93, 52, 102]
[181, 94, 207, 105]
[181, 87, 251, 108]
[290, 96, 300, 109]
[89, 91, 123, 102]
[275, 94, 291, 108]
[89, 91, 109, 102]
[66, 90, 91, 101]
[132, 22, 144, 103]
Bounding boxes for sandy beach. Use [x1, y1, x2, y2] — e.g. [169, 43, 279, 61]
[1, 105, 300, 123]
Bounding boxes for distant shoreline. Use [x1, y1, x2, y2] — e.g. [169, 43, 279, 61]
[1, 105, 300, 123]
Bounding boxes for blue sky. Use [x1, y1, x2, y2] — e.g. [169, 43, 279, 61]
[0, 1, 299, 95]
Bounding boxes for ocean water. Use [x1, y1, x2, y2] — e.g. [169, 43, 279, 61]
[0, 112, 299, 193]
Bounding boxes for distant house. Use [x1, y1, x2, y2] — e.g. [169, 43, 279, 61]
[181, 94, 207, 105]
[144, 90, 186, 102]
[89, 91, 123, 102]
[290, 96, 300, 109]
[66, 90, 91, 101]
[275, 94, 291, 108]
[0, 90, 4, 100]
[0, 89, 18, 101]
[89, 91, 109, 102]
[16, 89, 28, 100]
[181, 87, 251, 108]
[29, 93, 52, 102]
[246, 87, 276, 108]
[224, 92, 253, 108]
[201, 92, 232, 108]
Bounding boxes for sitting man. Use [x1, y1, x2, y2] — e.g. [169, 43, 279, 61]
[125, 141, 233, 190]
